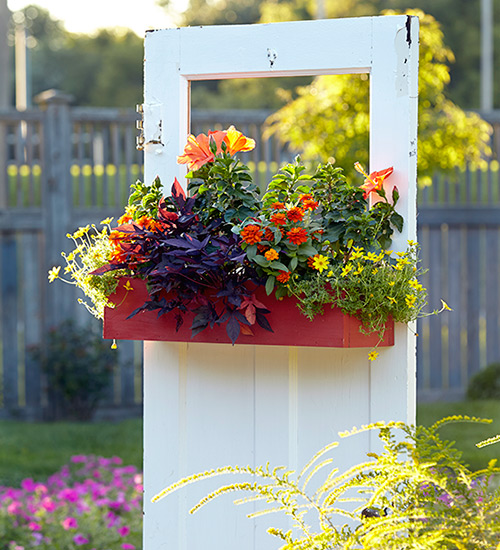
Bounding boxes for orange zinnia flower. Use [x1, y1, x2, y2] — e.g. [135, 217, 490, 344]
[264, 227, 275, 241]
[302, 199, 319, 211]
[270, 212, 287, 226]
[276, 271, 290, 283]
[270, 202, 285, 210]
[117, 212, 133, 225]
[109, 229, 128, 245]
[223, 125, 256, 155]
[286, 227, 308, 245]
[264, 248, 279, 261]
[354, 162, 394, 199]
[307, 254, 320, 267]
[241, 224, 263, 245]
[134, 216, 163, 232]
[287, 207, 304, 222]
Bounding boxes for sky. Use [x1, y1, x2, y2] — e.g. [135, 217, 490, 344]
[6, 0, 188, 36]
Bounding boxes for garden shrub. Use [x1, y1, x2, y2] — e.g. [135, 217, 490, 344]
[32, 321, 117, 421]
[155, 416, 500, 549]
[467, 362, 500, 400]
[0, 455, 142, 550]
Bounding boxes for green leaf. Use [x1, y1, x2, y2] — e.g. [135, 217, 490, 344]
[297, 243, 318, 256]
[254, 255, 269, 268]
[246, 244, 258, 261]
[289, 256, 298, 271]
[391, 212, 404, 233]
[265, 275, 275, 295]
[269, 261, 288, 271]
[275, 286, 288, 299]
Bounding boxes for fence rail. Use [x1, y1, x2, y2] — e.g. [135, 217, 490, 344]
[1, 95, 499, 418]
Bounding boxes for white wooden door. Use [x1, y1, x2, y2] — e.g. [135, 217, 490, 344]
[142, 16, 418, 550]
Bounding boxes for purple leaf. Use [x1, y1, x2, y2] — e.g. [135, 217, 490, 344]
[226, 315, 240, 345]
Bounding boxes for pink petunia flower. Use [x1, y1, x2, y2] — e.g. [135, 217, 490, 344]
[41, 497, 56, 512]
[117, 525, 130, 537]
[21, 479, 37, 492]
[73, 534, 89, 545]
[62, 517, 78, 530]
[7, 502, 23, 515]
[122, 544, 135, 550]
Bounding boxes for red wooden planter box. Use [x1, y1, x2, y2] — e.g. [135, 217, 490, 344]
[103, 278, 394, 348]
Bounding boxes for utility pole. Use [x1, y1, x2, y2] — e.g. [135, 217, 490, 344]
[0, 0, 11, 108]
[481, 0, 494, 111]
[15, 25, 31, 109]
[316, 0, 326, 19]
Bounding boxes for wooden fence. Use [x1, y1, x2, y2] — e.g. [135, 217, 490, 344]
[0, 93, 499, 418]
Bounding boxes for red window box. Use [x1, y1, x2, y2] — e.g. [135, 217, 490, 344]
[103, 278, 394, 348]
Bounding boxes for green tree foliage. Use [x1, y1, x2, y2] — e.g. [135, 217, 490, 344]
[260, 0, 490, 110]
[178, 0, 263, 26]
[63, 30, 143, 107]
[388, 0, 482, 110]
[178, 0, 495, 110]
[266, 9, 492, 185]
[259, 0, 381, 22]
[10, 5, 143, 107]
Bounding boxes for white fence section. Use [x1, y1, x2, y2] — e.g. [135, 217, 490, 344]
[142, 16, 418, 550]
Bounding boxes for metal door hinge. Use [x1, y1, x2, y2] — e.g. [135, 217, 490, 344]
[136, 104, 145, 151]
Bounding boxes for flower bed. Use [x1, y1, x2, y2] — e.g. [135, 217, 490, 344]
[0, 455, 142, 550]
[49, 126, 441, 354]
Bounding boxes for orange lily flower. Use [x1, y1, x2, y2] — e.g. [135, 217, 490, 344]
[177, 130, 225, 171]
[223, 125, 256, 155]
[177, 133, 214, 171]
[354, 162, 394, 199]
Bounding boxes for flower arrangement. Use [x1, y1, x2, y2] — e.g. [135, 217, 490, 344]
[0, 455, 142, 550]
[49, 125, 444, 349]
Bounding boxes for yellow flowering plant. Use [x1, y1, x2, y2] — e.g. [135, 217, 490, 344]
[48, 219, 127, 320]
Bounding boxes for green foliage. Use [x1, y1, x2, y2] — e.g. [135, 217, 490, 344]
[388, 0, 483, 109]
[295, 244, 428, 337]
[32, 321, 117, 421]
[467, 362, 500, 401]
[154, 416, 500, 549]
[127, 177, 164, 220]
[188, 155, 261, 230]
[234, 157, 430, 338]
[266, 9, 492, 186]
[10, 7, 143, 107]
[178, 0, 262, 26]
[49, 218, 126, 320]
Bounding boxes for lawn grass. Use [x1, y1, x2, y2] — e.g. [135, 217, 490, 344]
[417, 399, 500, 471]
[1, 401, 499, 488]
[0, 418, 142, 487]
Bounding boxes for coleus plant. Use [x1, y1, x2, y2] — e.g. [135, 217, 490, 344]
[50, 125, 437, 348]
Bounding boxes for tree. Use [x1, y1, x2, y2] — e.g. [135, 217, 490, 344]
[387, 0, 482, 110]
[9, 5, 143, 108]
[62, 30, 143, 107]
[178, 0, 263, 26]
[265, 9, 492, 186]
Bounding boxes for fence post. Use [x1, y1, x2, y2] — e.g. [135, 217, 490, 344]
[35, 89, 74, 330]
